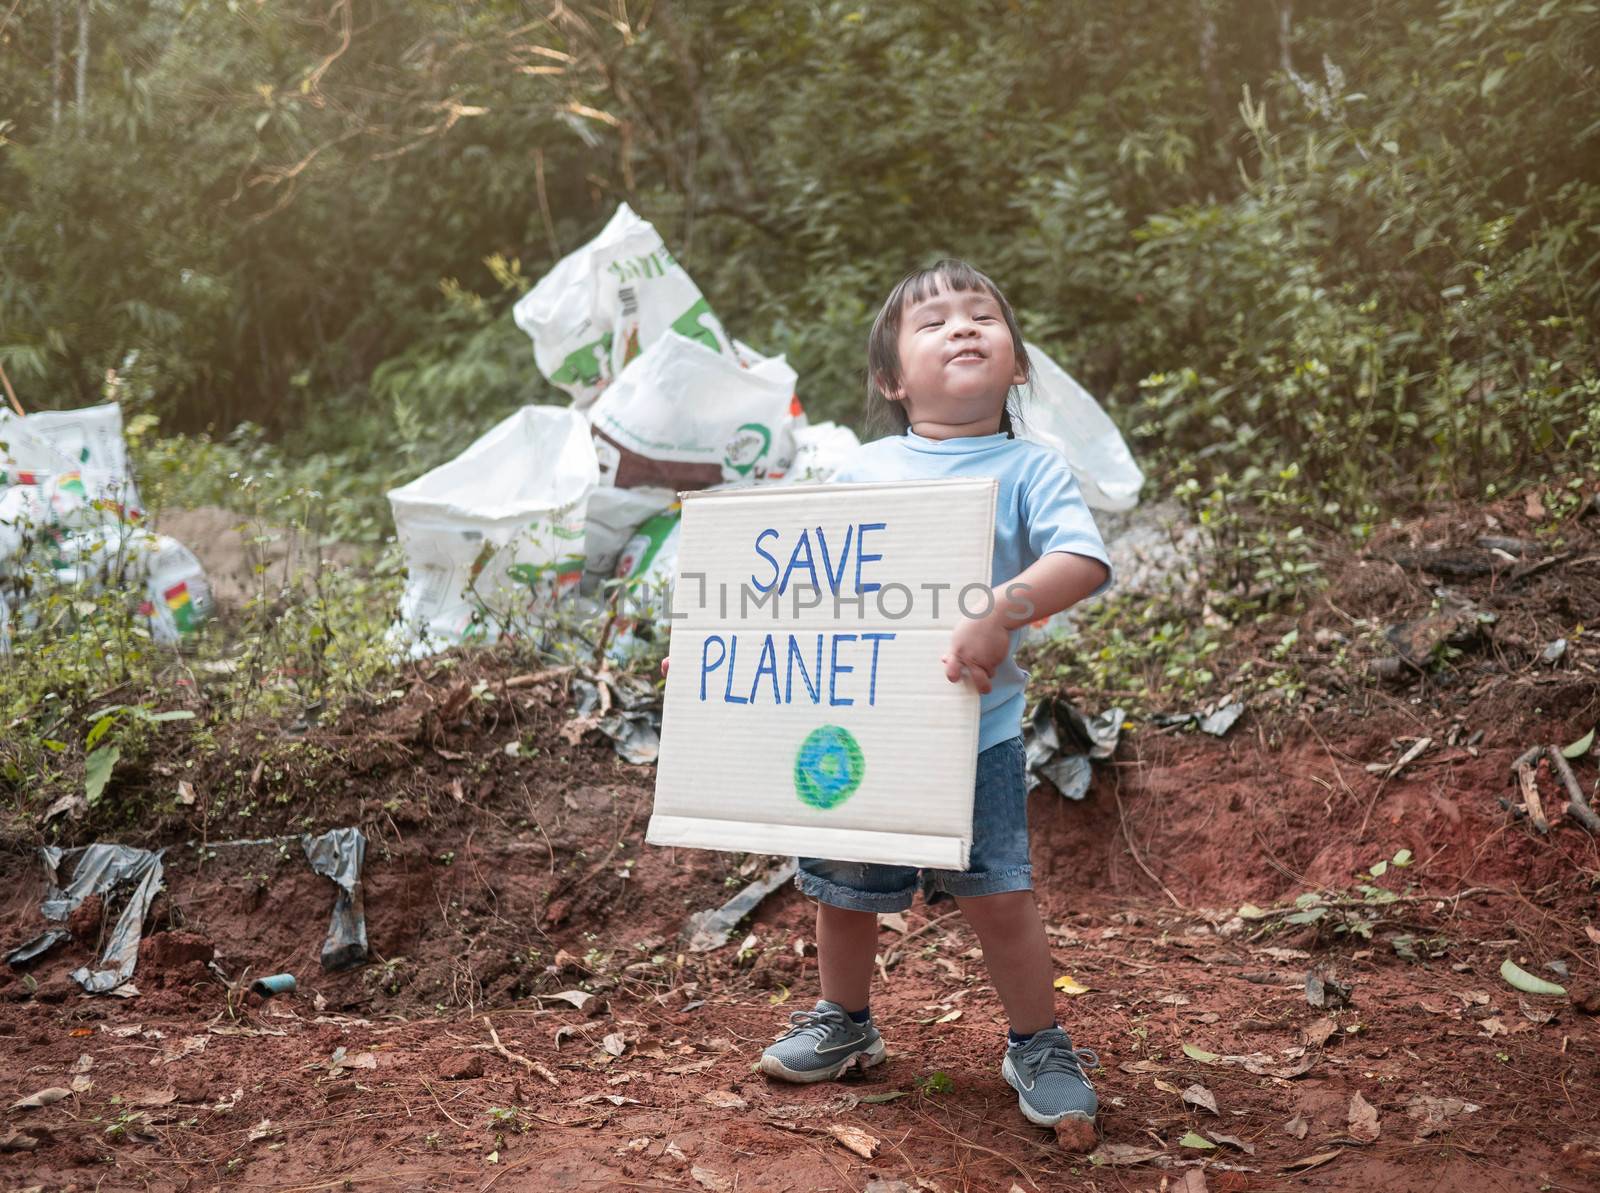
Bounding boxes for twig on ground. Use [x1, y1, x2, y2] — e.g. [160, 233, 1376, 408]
[1113, 763, 1183, 909]
[482, 1016, 559, 1086]
[1544, 746, 1600, 833]
[882, 910, 963, 970]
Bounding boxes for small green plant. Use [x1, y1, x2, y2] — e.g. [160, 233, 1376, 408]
[1279, 848, 1416, 940]
[918, 1071, 955, 1096]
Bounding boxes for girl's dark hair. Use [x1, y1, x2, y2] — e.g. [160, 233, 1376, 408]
[865, 258, 1031, 438]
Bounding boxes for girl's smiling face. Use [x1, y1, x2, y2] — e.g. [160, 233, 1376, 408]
[887, 285, 1026, 435]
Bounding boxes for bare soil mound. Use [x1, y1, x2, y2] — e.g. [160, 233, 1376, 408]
[2, 495, 1597, 1190]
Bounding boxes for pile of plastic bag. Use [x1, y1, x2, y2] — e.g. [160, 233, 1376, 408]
[0, 403, 213, 653]
[386, 202, 1144, 657]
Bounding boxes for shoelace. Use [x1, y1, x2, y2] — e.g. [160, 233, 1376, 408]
[1016, 1032, 1099, 1080]
[780, 1006, 853, 1041]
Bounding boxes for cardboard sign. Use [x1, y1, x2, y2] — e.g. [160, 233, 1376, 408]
[648, 478, 997, 869]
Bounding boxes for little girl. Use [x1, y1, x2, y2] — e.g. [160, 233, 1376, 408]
[757, 260, 1114, 1141]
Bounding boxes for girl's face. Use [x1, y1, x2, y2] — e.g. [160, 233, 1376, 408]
[887, 285, 1024, 433]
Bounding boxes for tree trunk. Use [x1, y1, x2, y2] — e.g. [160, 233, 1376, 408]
[51, 0, 64, 127]
[75, 0, 89, 125]
[1193, 0, 1226, 127]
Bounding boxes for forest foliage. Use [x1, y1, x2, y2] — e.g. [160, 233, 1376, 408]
[3, 0, 1596, 529]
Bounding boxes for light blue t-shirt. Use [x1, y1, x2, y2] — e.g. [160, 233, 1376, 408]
[834, 431, 1112, 753]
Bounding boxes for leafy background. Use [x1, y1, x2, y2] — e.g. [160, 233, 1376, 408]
[3, 0, 1597, 529]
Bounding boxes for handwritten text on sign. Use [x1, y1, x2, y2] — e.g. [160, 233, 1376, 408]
[648, 479, 996, 870]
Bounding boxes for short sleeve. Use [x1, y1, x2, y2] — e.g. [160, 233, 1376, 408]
[1021, 454, 1114, 598]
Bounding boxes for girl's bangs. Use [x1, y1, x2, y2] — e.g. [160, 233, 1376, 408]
[897, 260, 997, 310]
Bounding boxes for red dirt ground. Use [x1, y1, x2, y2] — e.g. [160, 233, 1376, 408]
[3, 496, 1599, 1192]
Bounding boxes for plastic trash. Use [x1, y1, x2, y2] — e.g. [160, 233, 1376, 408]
[1019, 343, 1144, 512]
[683, 860, 798, 952]
[5, 844, 167, 993]
[588, 331, 801, 490]
[49, 528, 215, 645]
[4, 929, 68, 969]
[1025, 699, 1124, 801]
[387, 405, 599, 654]
[604, 504, 681, 664]
[250, 973, 297, 997]
[580, 484, 676, 596]
[772, 421, 862, 486]
[513, 202, 735, 410]
[302, 827, 369, 972]
[1, 403, 142, 513]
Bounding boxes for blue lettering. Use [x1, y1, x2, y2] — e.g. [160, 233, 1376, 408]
[860, 632, 895, 706]
[723, 635, 748, 704]
[855, 522, 886, 595]
[815, 524, 854, 595]
[752, 528, 780, 593]
[779, 529, 819, 596]
[699, 635, 726, 702]
[786, 633, 823, 704]
[829, 633, 857, 706]
[749, 633, 781, 704]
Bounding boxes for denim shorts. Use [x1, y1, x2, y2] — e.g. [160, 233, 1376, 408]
[795, 735, 1030, 912]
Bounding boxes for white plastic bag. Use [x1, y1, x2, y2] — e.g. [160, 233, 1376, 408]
[773, 421, 862, 486]
[513, 203, 735, 410]
[31, 526, 214, 645]
[605, 503, 682, 663]
[588, 332, 800, 490]
[386, 406, 599, 654]
[581, 483, 675, 596]
[1019, 343, 1144, 511]
[2, 404, 143, 512]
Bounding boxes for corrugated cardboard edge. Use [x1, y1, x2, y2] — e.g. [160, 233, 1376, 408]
[648, 475, 996, 870]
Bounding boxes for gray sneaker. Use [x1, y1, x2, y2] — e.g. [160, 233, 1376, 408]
[757, 1000, 886, 1083]
[1001, 1027, 1100, 1127]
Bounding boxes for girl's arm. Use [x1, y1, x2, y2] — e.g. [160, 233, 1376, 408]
[942, 551, 1110, 693]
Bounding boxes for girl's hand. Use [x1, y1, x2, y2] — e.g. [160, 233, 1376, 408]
[942, 606, 1009, 695]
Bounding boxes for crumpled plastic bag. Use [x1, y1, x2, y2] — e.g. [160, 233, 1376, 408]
[1, 403, 143, 513]
[5, 844, 168, 993]
[48, 528, 214, 645]
[513, 202, 735, 410]
[386, 405, 599, 654]
[587, 331, 800, 490]
[302, 827, 369, 972]
[1019, 343, 1143, 512]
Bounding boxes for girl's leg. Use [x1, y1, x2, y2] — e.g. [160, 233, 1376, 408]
[815, 901, 878, 1012]
[954, 890, 1055, 1033]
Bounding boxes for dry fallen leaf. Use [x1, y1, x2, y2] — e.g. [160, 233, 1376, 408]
[153, 1035, 208, 1066]
[247, 1119, 279, 1142]
[1210, 1132, 1256, 1154]
[934, 1008, 962, 1024]
[690, 1164, 732, 1192]
[0, 1129, 40, 1153]
[1303, 1018, 1338, 1048]
[1405, 1094, 1480, 1139]
[1282, 1149, 1344, 1172]
[1182, 1083, 1219, 1114]
[602, 1032, 628, 1058]
[546, 989, 595, 1012]
[1088, 1142, 1165, 1166]
[126, 1088, 177, 1107]
[827, 1122, 881, 1159]
[1175, 1169, 1211, 1193]
[1053, 974, 1091, 995]
[1348, 1091, 1381, 1143]
[1284, 1114, 1309, 1139]
[11, 1087, 71, 1110]
[1586, 926, 1600, 946]
[701, 1090, 747, 1111]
